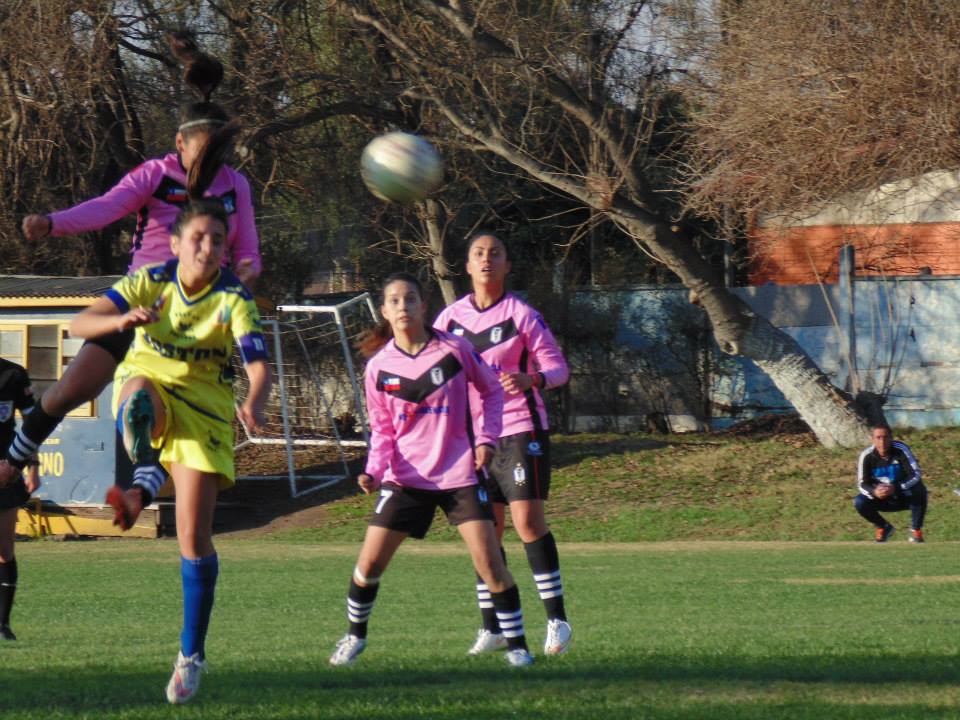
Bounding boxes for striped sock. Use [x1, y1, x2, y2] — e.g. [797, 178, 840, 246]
[491, 584, 527, 651]
[524, 531, 566, 621]
[347, 576, 379, 639]
[132, 464, 166, 506]
[8, 405, 63, 468]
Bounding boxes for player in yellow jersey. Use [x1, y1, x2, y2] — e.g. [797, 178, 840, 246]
[69, 198, 271, 705]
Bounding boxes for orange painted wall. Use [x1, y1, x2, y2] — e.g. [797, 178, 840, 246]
[748, 222, 960, 285]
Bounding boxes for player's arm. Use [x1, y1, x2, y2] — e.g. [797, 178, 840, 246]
[23, 463, 40, 494]
[24, 162, 156, 240]
[359, 366, 395, 494]
[462, 345, 503, 469]
[69, 295, 158, 339]
[236, 359, 271, 434]
[229, 174, 262, 286]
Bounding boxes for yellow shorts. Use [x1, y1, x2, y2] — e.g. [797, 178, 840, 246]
[113, 374, 236, 489]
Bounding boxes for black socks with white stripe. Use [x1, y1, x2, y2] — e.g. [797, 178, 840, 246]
[7, 404, 62, 468]
[524, 531, 567, 621]
[347, 577, 379, 639]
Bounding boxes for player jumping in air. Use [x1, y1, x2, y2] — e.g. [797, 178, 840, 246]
[0, 31, 261, 513]
[434, 232, 572, 656]
[329, 272, 534, 668]
[69, 198, 271, 704]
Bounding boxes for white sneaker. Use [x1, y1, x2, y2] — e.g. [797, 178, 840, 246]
[544, 619, 572, 655]
[165, 651, 207, 704]
[467, 628, 508, 655]
[505, 648, 535, 667]
[330, 634, 367, 666]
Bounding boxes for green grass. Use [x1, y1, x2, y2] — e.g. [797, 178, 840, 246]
[2, 539, 960, 718]
[274, 427, 960, 543]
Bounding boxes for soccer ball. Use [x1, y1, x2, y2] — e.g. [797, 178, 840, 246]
[360, 132, 444, 203]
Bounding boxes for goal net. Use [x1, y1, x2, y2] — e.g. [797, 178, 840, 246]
[233, 293, 378, 497]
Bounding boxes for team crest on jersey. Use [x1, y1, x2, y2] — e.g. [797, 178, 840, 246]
[217, 305, 232, 326]
[489, 326, 503, 344]
[221, 195, 236, 213]
[383, 377, 401, 391]
[453, 327, 465, 336]
[430, 367, 444, 385]
[0, 401, 12, 423]
[527, 441, 543, 456]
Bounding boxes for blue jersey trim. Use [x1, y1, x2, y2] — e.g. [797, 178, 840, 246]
[238, 333, 269, 363]
[106, 288, 130, 314]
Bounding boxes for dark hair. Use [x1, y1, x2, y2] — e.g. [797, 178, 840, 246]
[871, 422, 892, 434]
[167, 30, 239, 201]
[167, 31, 227, 133]
[357, 272, 427, 358]
[171, 199, 229, 238]
[466, 231, 509, 259]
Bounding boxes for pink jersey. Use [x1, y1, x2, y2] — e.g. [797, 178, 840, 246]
[48, 153, 261, 275]
[363, 330, 503, 490]
[434, 293, 568, 437]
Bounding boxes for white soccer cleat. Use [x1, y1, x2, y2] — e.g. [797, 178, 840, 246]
[504, 648, 535, 667]
[544, 619, 572, 656]
[467, 628, 508, 655]
[165, 651, 208, 705]
[329, 634, 367, 666]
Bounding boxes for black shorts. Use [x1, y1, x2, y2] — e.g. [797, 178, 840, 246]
[484, 430, 551, 504]
[85, 329, 135, 365]
[0, 475, 29, 510]
[368, 483, 494, 539]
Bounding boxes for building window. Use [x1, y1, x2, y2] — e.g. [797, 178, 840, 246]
[0, 323, 95, 418]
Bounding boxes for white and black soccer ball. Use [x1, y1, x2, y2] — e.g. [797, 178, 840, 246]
[360, 131, 444, 203]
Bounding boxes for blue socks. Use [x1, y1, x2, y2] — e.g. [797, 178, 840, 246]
[180, 554, 218, 658]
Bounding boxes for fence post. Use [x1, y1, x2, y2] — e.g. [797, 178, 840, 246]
[838, 244, 858, 392]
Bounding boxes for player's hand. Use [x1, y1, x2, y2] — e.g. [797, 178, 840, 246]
[234, 258, 258, 287]
[499, 372, 534, 395]
[236, 402, 265, 435]
[117, 306, 159, 331]
[358, 473, 380, 494]
[874, 483, 895, 500]
[475, 444, 494, 471]
[24, 466, 41, 494]
[22, 214, 52, 241]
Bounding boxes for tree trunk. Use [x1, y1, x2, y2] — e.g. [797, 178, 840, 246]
[421, 198, 457, 305]
[617, 214, 871, 448]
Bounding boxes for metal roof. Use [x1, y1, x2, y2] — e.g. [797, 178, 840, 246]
[0, 275, 122, 298]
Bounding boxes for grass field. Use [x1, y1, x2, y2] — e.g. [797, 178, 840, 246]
[4, 427, 960, 718]
[2, 539, 959, 719]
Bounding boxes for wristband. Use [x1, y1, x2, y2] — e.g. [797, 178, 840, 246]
[44, 215, 53, 238]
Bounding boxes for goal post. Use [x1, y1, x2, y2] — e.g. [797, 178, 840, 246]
[233, 293, 377, 498]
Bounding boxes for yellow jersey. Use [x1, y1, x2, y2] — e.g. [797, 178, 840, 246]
[107, 259, 268, 426]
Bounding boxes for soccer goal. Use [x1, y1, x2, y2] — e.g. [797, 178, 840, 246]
[233, 293, 378, 498]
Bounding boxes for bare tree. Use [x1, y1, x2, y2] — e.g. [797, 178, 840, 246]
[332, 0, 872, 446]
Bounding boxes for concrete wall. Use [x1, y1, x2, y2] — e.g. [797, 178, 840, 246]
[559, 276, 960, 431]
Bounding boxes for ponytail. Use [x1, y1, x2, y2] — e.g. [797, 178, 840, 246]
[357, 319, 394, 358]
[186, 120, 241, 200]
[167, 30, 224, 104]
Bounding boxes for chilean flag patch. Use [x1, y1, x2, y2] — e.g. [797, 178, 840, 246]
[384, 377, 402, 391]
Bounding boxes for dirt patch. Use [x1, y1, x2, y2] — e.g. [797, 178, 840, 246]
[713, 413, 817, 447]
[213, 443, 365, 537]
